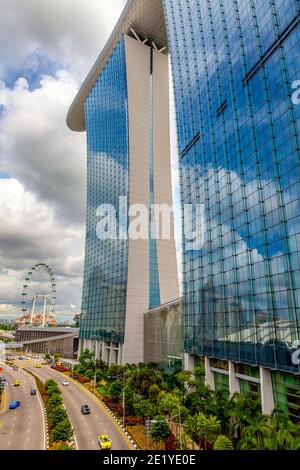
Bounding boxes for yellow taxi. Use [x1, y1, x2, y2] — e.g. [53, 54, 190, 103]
[35, 364, 42, 368]
[98, 434, 112, 450]
[14, 379, 20, 386]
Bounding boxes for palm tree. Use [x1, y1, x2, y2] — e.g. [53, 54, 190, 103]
[240, 414, 270, 449]
[213, 435, 234, 450]
[205, 389, 234, 435]
[202, 415, 222, 449]
[229, 393, 261, 442]
[185, 412, 221, 450]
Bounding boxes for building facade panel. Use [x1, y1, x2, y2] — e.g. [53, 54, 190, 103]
[123, 34, 151, 364]
[81, 39, 129, 346]
[163, 0, 300, 374]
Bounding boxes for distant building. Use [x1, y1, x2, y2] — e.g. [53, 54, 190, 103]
[13, 313, 57, 328]
[15, 327, 79, 359]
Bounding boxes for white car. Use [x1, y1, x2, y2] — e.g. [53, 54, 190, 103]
[62, 380, 70, 386]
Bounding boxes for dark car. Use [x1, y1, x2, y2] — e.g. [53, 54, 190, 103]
[81, 405, 91, 415]
[30, 389, 37, 395]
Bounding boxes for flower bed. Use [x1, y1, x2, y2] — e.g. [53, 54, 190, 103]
[126, 425, 164, 450]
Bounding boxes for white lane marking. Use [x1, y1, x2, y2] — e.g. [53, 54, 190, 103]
[73, 432, 79, 451]
[92, 440, 95, 446]
[33, 374, 47, 450]
[8, 440, 11, 446]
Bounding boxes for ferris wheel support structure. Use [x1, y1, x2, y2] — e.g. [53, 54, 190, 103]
[21, 263, 56, 327]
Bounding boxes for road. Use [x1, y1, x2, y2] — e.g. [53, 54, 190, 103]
[17, 359, 131, 451]
[0, 362, 46, 450]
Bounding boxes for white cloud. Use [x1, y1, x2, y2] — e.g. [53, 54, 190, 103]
[0, 0, 126, 81]
[0, 1, 129, 321]
[0, 72, 86, 224]
[0, 178, 84, 319]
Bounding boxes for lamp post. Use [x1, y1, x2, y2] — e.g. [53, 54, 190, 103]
[108, 371, 126, 428]
[172, 407, 183, 450]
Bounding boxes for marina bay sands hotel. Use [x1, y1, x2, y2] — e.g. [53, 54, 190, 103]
[67, 0, 300, 418]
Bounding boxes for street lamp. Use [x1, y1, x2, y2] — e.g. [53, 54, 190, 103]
[171, 407, 183, 450]
[107, 371, 126, 428]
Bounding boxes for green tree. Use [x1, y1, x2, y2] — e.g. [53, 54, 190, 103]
[205, 389, 234, 435]
[134, 399, 153, 421]
[109, 380, 123, 399]
[73, 314, 80, 328]
[123, 386, 136, 416]
[185, 412, 221, 450]
[158, 391, 181, 416]
[149, 384, 161, 406]
[213, 435, 234, 450]
[150, 418, 172, 444]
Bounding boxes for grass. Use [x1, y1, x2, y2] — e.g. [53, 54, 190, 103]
[96, 383, 110, 398]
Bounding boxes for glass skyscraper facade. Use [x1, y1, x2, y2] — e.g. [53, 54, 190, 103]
[69, 11, 179, 363]
[163, 0, 300, 374]
[81, 39, 129, 344]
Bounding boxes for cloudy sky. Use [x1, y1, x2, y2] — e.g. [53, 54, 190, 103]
[0, 0, 182, 322]
[0, 0, 128, 321]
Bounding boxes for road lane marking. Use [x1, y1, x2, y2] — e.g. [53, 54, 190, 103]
[64, 375, 132, 449]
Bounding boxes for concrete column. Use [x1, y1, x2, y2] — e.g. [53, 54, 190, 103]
[205, 357, 215, 390]
[95, 341, 100, 360]
[229, 361, 240, 396]
[260, 367, 275, 415]
[103, 342, 110, 364]
[183, 353, 195, 371]
[101, 341, 105, 362]
[78, 339, 83, 357]
[118, 344, 123, 365]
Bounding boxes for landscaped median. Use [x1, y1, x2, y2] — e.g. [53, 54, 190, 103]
[25, 369, 75, 450]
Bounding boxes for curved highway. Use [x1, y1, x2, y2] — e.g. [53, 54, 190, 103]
[0, 362, 46, 450]
[18, 359, 131, 451]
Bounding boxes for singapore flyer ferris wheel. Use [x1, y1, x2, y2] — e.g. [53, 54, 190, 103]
[21, 263, 57, 327]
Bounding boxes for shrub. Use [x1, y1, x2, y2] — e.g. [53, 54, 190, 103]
[49, 441, 75, 451]
[47, 394, 63, 410]
[49, 407, 68, 427]
[151, 418, 172, 443]
[125, 416, 144, 426]
[213, 435, 234, 450]
[52, 419, 73, 442]
[165, 434, 177, 451]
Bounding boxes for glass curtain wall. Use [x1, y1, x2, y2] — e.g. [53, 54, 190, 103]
[163, 0, 300, 373]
